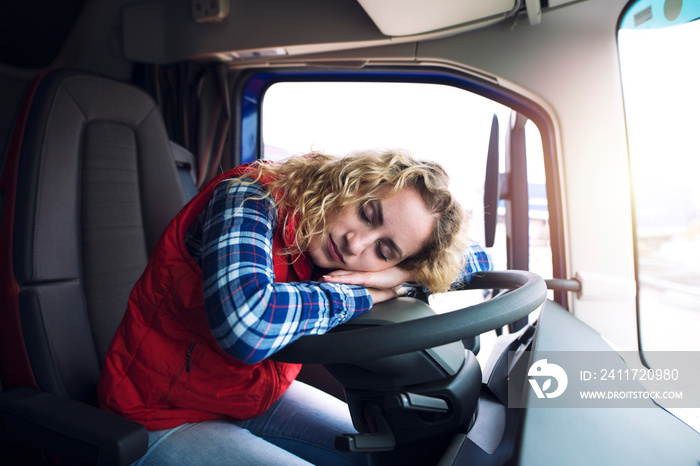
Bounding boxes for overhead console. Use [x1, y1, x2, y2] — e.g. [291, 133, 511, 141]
[123, 0, 386, 64]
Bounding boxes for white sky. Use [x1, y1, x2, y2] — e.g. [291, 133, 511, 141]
[261, 81, 546, 223]
[618, 21, 700, 207]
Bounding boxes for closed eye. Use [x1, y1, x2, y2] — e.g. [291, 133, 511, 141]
[359, 204, 373, 226]
[376, 241, 388, 261]
[360, 201, 396, 262]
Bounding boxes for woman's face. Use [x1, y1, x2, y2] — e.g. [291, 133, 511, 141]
[307, 187, 435, 272]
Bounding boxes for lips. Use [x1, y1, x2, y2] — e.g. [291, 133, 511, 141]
[327, 236, 345, 264]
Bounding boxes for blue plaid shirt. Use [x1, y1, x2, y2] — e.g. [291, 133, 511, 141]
[186, 180, 492, 364]
[457, 240, 493, 283]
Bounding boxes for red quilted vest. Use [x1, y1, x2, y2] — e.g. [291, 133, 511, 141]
[98, 163, 310, 430]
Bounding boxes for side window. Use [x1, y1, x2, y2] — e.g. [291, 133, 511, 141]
[260, 80, 553, 311]
[617, 1, 700, 359]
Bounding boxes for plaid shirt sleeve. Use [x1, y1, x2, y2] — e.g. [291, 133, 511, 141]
[455, 240, 494, 284]
[194, 181, 372, 364]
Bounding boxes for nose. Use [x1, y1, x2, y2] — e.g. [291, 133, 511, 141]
[345, 230, 376, 256]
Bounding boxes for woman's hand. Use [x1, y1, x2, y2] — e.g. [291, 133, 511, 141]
[321, 267, 414, 304]
[322, 267, 413, 289]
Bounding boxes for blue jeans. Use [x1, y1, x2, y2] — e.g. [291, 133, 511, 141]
[135, 381, 369, 466]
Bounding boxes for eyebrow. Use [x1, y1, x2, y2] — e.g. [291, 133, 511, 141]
[374, 200, 403, 259]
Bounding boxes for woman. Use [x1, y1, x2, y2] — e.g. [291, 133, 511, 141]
[98, 150, 491, 465]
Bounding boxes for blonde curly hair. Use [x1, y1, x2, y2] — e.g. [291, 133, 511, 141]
[229, 150, 469, 293]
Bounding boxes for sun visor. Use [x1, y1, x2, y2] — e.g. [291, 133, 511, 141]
[356, 0, 518, 36]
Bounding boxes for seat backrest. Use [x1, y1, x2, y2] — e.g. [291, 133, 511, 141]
[0, 70, 187, 405]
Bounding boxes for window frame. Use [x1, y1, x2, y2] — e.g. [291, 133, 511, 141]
[232, 66, 568, 308]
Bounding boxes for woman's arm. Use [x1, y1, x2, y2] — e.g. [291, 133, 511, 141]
[196, 182, 372, 364]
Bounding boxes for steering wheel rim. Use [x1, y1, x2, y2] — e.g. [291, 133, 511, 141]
[273, 270, 547, 364]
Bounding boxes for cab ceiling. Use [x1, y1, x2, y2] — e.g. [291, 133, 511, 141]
[123, 0, 582, 65]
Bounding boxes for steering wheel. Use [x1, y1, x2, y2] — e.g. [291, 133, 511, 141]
[273, 270, 547, 364]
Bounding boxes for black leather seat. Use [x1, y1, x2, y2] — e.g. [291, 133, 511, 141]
[0, 69, 189, 465]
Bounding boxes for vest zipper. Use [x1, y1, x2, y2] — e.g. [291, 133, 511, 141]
[186, 342, 197, 373]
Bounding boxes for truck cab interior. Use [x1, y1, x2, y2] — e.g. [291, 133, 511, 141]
[1, 1, 699, 465]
